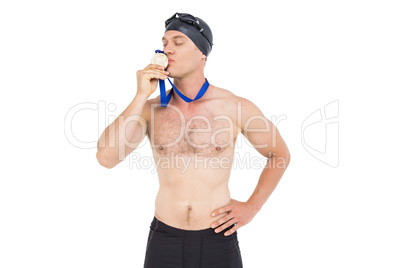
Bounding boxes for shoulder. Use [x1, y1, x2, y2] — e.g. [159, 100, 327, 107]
[208, 84, 263, 116]
[207, 85, 265, 131]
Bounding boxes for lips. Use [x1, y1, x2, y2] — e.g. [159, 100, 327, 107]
[168, 59, 175, 63]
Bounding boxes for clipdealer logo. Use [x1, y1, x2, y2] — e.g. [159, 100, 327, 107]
[64, 99, 339, 168]
[301, 100, 339, 168]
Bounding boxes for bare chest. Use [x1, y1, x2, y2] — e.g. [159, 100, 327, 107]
[148, 107, 239, 157]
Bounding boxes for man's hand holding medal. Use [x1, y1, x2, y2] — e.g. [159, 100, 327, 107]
[136, 51, 169, 98]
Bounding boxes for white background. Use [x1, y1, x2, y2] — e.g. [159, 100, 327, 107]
[1, 0, 401, 267]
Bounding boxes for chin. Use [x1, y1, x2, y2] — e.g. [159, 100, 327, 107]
[168, 73, 177, 79]
[167, 72, 181, 79]
[166, 67, 174, 77]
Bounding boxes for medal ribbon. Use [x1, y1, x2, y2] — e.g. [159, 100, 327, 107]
[155, 50, 210, 107]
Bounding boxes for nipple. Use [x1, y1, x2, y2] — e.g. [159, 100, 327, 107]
[216, 146, 221, 151]
[159, 145, 164, 150]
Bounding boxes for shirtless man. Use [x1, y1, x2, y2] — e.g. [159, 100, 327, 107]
[96, 12, 290, 267]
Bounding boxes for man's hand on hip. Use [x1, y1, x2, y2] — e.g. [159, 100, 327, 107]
[210, 198, 258, 236]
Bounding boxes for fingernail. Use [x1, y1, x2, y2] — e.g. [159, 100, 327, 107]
[211, 213, 215, 217]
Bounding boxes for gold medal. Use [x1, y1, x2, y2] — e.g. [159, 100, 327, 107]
[151, 52, 169, 68]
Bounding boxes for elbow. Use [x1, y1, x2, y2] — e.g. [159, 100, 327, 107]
[282, 146, 291, 165]
[96, 151, 116, 169]
[285, 150, 291, 168]
[274, 149, 291, 169]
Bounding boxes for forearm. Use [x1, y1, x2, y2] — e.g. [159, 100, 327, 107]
[247, 153, 290, 212]
[96, 93, 148, 167]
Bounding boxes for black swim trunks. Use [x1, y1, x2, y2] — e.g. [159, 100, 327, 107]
[144, 216, 243, 268]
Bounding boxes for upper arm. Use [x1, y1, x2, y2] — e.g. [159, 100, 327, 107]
[238, 97, 290, 162]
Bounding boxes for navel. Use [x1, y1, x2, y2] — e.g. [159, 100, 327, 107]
[187, 205, 192, 211]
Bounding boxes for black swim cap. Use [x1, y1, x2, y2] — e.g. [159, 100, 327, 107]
[165, 12, 213, 57]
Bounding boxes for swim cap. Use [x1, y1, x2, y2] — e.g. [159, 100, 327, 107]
[165, 12, 213, 57]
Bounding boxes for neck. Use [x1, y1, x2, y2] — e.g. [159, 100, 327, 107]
[171, 71, 206, 107]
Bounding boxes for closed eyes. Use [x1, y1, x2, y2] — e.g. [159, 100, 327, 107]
[162, 43, 183, 47]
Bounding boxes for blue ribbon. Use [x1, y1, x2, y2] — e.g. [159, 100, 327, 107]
[155, 50, 210, 107]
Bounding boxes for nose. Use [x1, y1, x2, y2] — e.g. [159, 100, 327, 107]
[163, 43, 174, 55]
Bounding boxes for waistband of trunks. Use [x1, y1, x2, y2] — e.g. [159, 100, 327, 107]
[150, 216, 236, 237]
